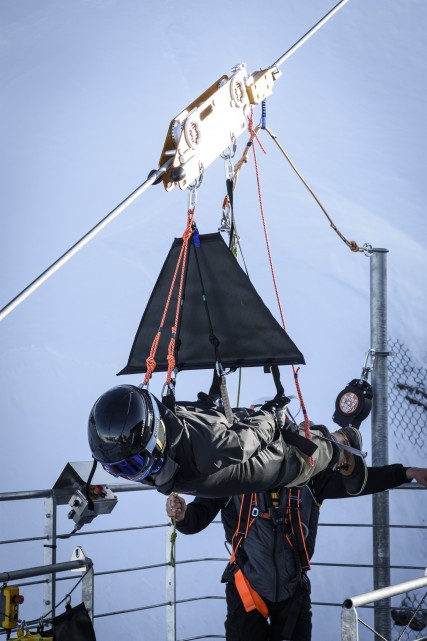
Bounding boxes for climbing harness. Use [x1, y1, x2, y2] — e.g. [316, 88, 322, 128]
[229, 488, 311, 618]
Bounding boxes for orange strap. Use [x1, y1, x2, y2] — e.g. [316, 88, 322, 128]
[234, 568, 269, 619]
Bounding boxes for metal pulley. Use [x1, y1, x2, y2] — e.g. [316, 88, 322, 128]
[157, 64, 281, 191]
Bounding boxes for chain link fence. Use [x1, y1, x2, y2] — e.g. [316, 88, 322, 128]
[388, 337, 427, 641]
[388, 337, 427, 463]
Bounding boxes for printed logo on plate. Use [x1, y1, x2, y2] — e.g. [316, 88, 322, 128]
[339, 392, 359, 414]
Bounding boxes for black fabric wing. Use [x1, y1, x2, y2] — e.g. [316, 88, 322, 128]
[118, 233, 304, 374]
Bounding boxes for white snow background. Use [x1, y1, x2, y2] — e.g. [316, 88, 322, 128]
[1, 1, 426, 640]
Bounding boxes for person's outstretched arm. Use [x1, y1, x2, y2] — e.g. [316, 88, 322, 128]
[314, 465, 427, 502]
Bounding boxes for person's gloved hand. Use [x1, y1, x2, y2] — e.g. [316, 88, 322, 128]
[261, 396, 290, 429]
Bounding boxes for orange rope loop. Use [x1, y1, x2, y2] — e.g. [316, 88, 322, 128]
[143, 209, 196, 386]
[165, 210, 196, 384]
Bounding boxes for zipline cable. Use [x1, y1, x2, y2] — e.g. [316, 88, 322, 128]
[0, 161, 172, 322]
[0, 0, 352, 322]
[270, 0, 350, 70]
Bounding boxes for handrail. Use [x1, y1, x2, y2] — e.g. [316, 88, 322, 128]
[343, 573, 427, 610]
[0, 547, 94, 635]
[341, 572, 427, 641]
[0, 558, 91, 584]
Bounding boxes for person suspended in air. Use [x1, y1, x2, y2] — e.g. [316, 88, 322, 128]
[87, 384, 368, 498]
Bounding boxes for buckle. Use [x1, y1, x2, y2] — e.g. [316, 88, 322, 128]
[268, 506, 285, 526]
[251, 507, 259, 517]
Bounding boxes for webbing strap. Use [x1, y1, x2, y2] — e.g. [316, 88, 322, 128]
[234, 568, 269, 619]
[230, 493, 256, 563]
[287, 489, 310, 572]
[219, 369, 234, 426]
[269, 364, 285, 397]
[191, 235, 234, 425]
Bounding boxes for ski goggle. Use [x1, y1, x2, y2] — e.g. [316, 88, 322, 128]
[101, 452, 153, 481]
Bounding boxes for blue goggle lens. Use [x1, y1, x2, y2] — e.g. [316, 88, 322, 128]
[101, 452, 150, 480]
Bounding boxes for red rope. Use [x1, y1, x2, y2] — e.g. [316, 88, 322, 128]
[247, 110, 313, 459]
[143, 209, 196, 386]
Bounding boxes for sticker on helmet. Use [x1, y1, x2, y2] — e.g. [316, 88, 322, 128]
[339, 392, 359, 415]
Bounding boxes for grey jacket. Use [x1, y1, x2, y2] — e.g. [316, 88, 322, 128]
[141, 398, 301, 498]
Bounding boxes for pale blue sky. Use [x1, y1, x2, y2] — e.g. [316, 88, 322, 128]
[1, 1, 426, 638]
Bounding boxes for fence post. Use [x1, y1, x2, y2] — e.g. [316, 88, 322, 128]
[341, 604, 359, 641]
[370, 248, 390, 639]
[166, 522, 176, 641]
[43, 494, 57, 619]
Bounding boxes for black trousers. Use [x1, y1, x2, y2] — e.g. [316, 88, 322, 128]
[224, 582, 312, 641]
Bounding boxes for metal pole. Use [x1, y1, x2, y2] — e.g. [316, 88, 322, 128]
[344, 572, 427, 609]
[0, 559, 91, 583]
[270, 0, 351, 69]
[82, 564, 95, 622]
[341, 572, 427, 641]
[370, 248, 390, 639]
[43, 495, 57, 619]
[0, 160, 172, 322]
[166, 523, 176, 641]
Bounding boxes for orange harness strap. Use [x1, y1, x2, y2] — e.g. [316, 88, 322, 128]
[234, 568, 269, 619]
[230, 493, 269, 619]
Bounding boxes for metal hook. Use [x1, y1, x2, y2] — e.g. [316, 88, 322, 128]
[361, 348, 376, 380]
[187, 184, 198, 212]
[363, 243, 373, 257]
[187, 165, 204, 211]
[162, 377, 176, 399]
[225, 156, 234, 181]
[221, 135, 237, 161]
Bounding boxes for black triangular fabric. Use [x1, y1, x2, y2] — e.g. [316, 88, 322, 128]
[118, 233, 304, 375]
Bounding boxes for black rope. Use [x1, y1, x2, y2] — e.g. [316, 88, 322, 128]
[85, 459, 97, 511]
[192, 237, 233, 425]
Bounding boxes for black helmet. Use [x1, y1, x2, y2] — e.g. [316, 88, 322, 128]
[88, 385, 167, 481]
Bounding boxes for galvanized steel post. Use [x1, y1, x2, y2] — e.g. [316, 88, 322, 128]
[370, 248, 390, 638]
[166, 523, 176, 641]
[43, 494, 57, 619]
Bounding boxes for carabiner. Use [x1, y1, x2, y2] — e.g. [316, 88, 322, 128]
[187, 184, 198, 212]
[187, 165, 204, 211]
[361, 348, 376, 380]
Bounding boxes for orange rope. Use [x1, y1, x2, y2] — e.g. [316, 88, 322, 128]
[165, 211, 195, 384]
[247, 110, 313, 459]
[143, 209, 196, 386]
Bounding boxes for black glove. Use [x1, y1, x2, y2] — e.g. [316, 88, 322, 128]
[261, 396, 290, 429]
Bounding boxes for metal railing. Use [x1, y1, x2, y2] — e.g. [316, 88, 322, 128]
[1, 480, 426, 640]
[342, 573, 427, 641]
